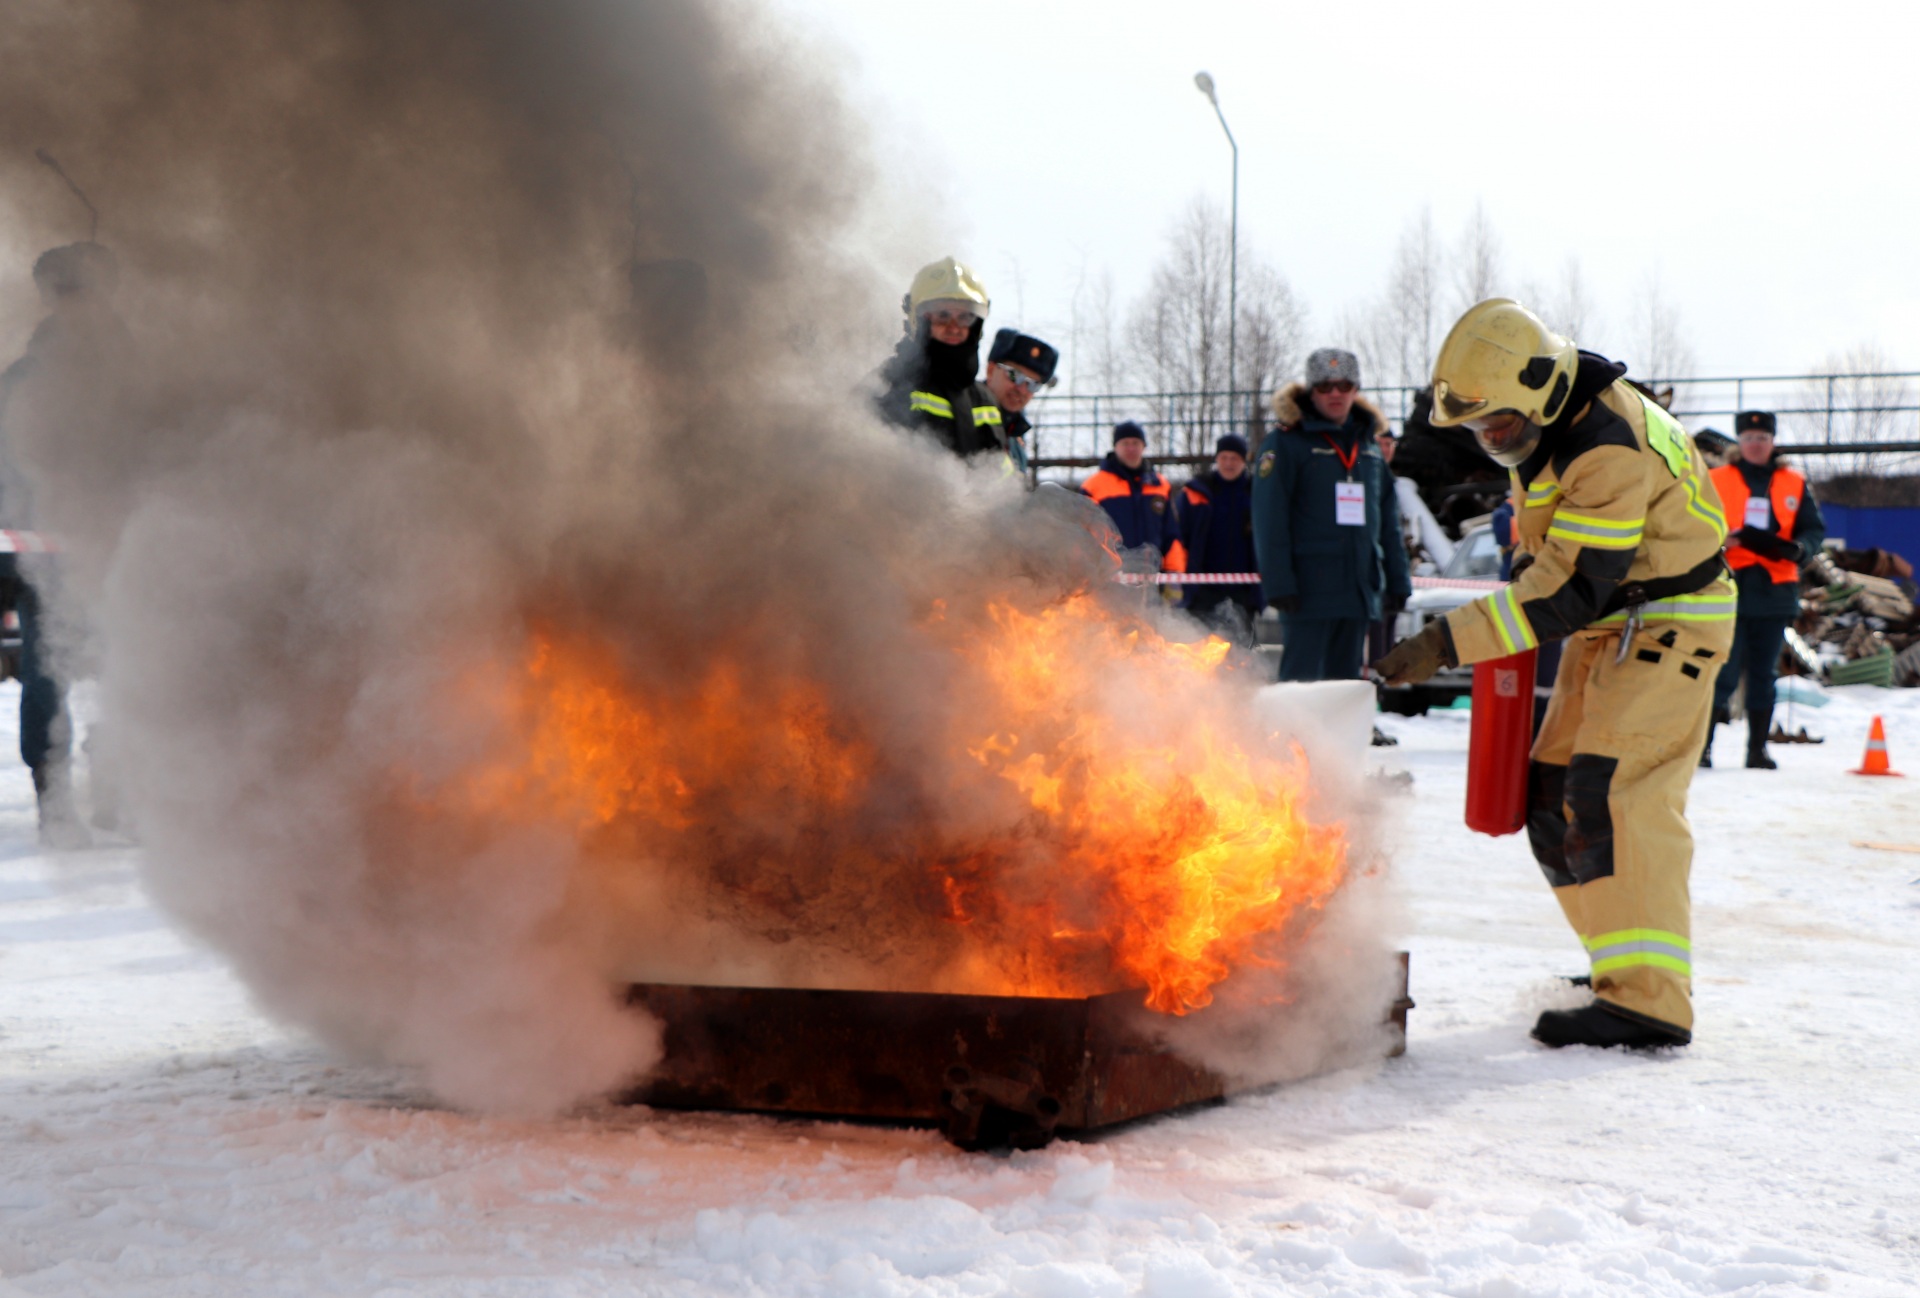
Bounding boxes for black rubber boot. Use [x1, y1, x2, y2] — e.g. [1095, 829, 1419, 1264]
[32, 763, 93, 851]
[1532, 1000, 1690, 1049]
[1746, 703, 1776, 769]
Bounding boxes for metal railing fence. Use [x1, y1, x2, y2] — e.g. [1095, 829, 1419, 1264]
[1026, 370, 1920, 481]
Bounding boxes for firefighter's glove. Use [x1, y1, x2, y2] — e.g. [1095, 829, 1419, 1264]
[1371, 620, 1456, 687]
[1737, 526, 1801, 562]
[1509, 551, 1536, 581]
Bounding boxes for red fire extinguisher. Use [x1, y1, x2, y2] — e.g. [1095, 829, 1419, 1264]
[1465, 650, 1537, 836]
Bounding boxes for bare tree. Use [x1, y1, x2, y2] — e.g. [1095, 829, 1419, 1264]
[1790, 343, 1917, 478]
[1526, 256, 1599, 346]
[1233, 260, 1306, 435]
[1064, 261, 1125, 394]
[1352, 208, 1443, 391]
[1450, 201, 1505, 317]
[1626, 272, 1696, 385]
[1123, 196, 1306, 460]
[1048, 260, 1132, 461]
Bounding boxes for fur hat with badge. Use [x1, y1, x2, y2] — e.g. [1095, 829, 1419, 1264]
[1306, 347, 1360, 388]
[988, 329, 1059, 385]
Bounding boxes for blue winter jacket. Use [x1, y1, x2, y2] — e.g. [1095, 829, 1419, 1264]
[1250, 384, 1412, 620]
[1080, 453, 1185, 568]
[1179, 469, 1259, 608]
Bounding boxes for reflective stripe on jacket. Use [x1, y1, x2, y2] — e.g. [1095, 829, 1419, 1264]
[1445, 367, 1733, 665]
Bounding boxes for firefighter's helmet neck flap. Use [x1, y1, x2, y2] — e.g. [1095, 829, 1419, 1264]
[1428, 298, 1578, 467]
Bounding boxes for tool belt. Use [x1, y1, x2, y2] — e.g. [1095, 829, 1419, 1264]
[1598, 553, 1728, 618]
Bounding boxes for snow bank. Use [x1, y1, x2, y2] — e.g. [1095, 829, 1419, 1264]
[4, 685, 1916, 1295]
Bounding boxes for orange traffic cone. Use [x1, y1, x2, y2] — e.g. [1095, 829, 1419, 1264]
[1852, 716, 1903, 777]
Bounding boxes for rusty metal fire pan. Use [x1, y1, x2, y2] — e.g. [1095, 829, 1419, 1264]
[622, 953, 1411, 1150]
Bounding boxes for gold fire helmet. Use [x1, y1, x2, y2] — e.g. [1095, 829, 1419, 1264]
[1429, 298, 1578, 432]
[904, 256, 990, 321]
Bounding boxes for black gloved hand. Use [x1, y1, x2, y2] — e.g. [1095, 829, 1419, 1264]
[1371, 620, 1457, 687]
[1267, 595, 1300, 615]
[1737, 526, 1800, 562]
[1509, 551, 1536, 581]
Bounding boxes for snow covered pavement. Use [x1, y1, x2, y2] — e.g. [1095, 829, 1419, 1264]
[2, 684, 1917, 1296]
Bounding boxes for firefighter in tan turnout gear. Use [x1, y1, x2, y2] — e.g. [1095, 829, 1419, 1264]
[1374, 300, 1734, 1050]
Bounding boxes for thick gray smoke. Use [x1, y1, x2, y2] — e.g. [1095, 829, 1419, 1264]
[0, 0, 1400, 1114]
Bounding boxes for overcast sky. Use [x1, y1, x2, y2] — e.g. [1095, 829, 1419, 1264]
[773, 0, 1920, 389]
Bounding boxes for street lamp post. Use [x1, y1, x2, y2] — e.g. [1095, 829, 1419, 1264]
[1193, 71, 1238, 425]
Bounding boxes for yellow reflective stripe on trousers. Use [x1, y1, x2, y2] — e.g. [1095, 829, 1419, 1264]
[1547, 510, 1645, 549]
[1486, 585, 1538, 654]
[1585, 928, 1692, 977]
[1594, 591, 1738, 624]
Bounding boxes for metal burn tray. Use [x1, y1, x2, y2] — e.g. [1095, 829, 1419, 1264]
[622, 953, 1411, 1150]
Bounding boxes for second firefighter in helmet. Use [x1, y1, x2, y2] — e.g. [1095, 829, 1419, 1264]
[875, 257, 1020, 467]
[1375, 299, 1734, 1052]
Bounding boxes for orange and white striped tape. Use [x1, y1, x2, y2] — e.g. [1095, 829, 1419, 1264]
[1117, 572, 1500, 591]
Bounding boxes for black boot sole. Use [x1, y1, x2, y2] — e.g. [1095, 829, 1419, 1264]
[1532, 1001, 1690, 1050]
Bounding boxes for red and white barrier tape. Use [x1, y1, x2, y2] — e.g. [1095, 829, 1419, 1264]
[1117, 571, 1501, 592]
[1115, 572, 1259, 586]
[0, 530, 56, 554]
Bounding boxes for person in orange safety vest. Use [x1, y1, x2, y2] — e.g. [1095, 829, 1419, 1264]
[1079, 422, 1187, 573]
[1702, 410, 1825, 769]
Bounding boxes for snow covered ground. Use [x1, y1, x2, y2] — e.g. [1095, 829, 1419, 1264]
[3, 682, 1917, 1297]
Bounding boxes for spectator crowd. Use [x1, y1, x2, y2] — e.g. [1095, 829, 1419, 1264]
[0, 247, 1875, 850]
[872, 257, 1428, 736]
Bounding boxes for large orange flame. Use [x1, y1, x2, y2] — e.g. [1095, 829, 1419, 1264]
[418, 592, 1347, 1014]
[945, 596, 1347, 1012]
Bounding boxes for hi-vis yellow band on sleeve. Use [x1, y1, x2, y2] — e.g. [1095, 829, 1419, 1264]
[1524, 481, 1561, 509]
[1487, 585, 1539, 654]
[1585, 928, 1692, 978]
[910, 391, 953, 418]
[1547, 510, 1644, 550]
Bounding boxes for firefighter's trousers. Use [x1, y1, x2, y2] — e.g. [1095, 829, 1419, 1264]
[1525, 611, 1734, 1032]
